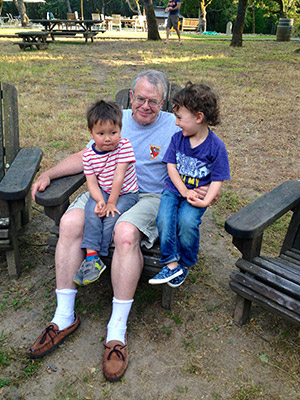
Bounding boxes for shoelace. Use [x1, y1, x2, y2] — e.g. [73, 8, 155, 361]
[104, 343, 127, 361]
[40, 324, 56, 345]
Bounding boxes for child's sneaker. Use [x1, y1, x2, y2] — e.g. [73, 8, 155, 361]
[82, 257, 107, 286]
[148, 265, 183, 285]
[167, 266, 190, 288]
[73, 257, 106, 286]
[73, 268, 84, 286]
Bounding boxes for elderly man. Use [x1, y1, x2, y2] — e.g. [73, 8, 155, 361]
[29, 70, 214, 382]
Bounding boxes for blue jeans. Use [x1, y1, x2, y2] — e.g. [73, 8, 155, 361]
[156, 190, 206, 267]
[81, 188, 139, 256]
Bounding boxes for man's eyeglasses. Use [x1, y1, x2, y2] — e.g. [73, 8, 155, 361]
[132, 94, 163, 109]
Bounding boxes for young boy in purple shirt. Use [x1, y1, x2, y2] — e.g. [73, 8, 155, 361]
[149, 82, 230, 287]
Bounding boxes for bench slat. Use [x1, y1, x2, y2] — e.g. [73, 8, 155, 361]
[252, 256, 300, 282]
[230, 271, 300, 314]
[235, 259, 300, 298]
[230, 280, 300, 325]
[0, 147, 42, 200]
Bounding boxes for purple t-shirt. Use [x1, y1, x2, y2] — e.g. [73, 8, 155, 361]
[163, 129, 231, 194]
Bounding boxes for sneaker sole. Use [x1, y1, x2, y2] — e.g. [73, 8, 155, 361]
[83, 265, 107, 286]
[148, 269, 183, 285]
[73, 278, 83, 286]
[167, 278, 186, 288]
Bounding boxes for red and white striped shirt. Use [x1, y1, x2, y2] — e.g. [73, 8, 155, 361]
[83, 138, 138, 195]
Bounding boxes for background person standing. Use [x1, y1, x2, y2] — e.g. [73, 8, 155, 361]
[164, 0, 182, 45]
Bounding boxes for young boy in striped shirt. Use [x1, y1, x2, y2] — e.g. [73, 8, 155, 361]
[73, 100, 139, 286]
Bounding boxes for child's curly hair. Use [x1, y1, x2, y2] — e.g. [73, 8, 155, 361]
[172, 82, 220, 126]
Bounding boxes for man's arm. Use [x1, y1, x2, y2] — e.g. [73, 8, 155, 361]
[31, 148, 85, 201]
[188, 181, 223, 208]
[167, 163, 198, 198]
[169, 1, 181, 11]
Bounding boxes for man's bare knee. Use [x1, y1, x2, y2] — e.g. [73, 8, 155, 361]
[114, 222, 142, 250]
[59, 209, 85, 241]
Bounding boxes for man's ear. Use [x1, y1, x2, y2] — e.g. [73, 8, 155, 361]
[196, 112, 205, 123]
[129, 90, 134, 104]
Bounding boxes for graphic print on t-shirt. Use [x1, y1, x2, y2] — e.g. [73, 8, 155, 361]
[176, 151, 211, 188]
[149, 145, 162, 160]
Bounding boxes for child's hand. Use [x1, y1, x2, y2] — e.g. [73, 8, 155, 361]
[187, 197, 207, 208]
[105, 203, 121, 218]
[94, 200, 106, 216]
[184, 189, 199, 199]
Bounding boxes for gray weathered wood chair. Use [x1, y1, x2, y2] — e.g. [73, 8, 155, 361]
[0, 82, 43, 278]
[225, 180, 300, 326]
[35, 81, 181, 309]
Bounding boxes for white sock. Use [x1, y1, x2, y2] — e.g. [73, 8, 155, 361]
[106, 297, 134, 345]
[51, 288, 77, 331]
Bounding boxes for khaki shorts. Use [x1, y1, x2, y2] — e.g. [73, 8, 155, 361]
[167, 14, 179, 30]
[66, 191, 161, 249]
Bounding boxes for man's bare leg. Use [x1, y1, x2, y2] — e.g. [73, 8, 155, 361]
[165, 27, 170, 43]
[56, 208, 85, 290]
[51, 208, 85, 329]
[29, 208, 85, 357]
[105, 222, 143, 344]
[175, 27, 182, 44]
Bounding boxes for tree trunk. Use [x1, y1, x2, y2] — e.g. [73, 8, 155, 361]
[0, 0, 3, 17]
[275, 0, 286, 18]
[15, 0, 29, 27]
[65, 0, 72, 14]
[198, 1, 206, 33]
[230, 0, 248, 47]
[143, 0, 161, 40]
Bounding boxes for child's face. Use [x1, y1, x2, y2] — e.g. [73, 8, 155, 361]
[89, 120, 121, 152]
[174, 106, 202, 137]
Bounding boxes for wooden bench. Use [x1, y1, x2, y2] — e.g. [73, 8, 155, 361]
[35, 81, 181, 309]
[225, 180, 300, 326]
[181, 18, 199, 31]
[15, 31, 50, 51]
[0, 82, 43, 278]
[50, 29, 105, 43]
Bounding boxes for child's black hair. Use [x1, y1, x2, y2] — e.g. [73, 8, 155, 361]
[86, 100, 122, 130]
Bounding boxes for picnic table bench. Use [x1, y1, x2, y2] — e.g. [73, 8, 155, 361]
[181, 18, 199, 31]
[225, 180, 300, 326]
[35, 81, 181, 309]
[31, 19, 106, 43]
[14, 31, 49, 50]
[0, 82, 43, 277]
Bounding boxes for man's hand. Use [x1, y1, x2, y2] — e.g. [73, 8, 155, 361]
[193, 185, 222, 206]
[31, 173, 51, 201]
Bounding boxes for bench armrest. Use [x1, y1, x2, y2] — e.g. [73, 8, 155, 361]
[0, 147, 43, 200]
[225, 180, 300, 239]
[35, 173, 86, 207]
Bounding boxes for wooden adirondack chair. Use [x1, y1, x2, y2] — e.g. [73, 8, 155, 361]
[225, 180, 300, 326]
[35, 81, 181, 309]
[0, 82, 43, 278]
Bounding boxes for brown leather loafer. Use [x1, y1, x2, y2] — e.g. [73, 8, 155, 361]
[102, 337, 128, 382]
[29, 313, 80, 359]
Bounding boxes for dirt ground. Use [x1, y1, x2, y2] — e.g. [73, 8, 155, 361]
[1, 205, 300, 400]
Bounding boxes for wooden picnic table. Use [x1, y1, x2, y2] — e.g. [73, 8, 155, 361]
[31, 19, 106, 43]
[15, 31, 49, 50]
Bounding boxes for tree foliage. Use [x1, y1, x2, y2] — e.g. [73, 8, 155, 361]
[1, 0, 299, 35]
